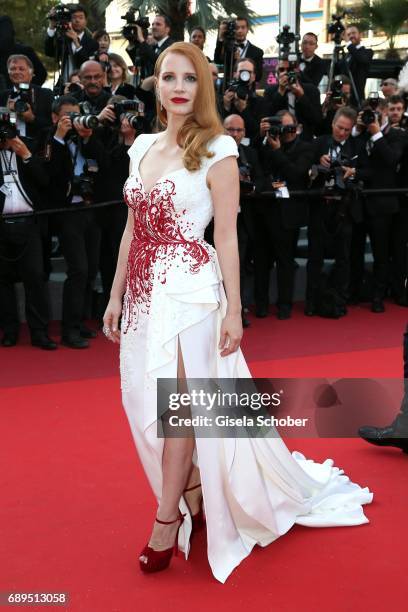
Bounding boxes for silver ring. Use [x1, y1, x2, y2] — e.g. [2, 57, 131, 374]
[103, 326, 111, 337]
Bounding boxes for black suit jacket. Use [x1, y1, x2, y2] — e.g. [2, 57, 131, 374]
[238, 143, 265, 193]
[127, 37, 175, 77]
[0, 84, 53, 141]
[72, 88, 111, 113]
[299, 54, 326, 87]
[45, 29, 99, 70]
[214, 40, 264, 82]
[0, 138, 48, 214]
[259, 137, 314, 228]
[354, 128, 405, 215]
[337, 44, 373, 106]
[263, 83, 322, 141]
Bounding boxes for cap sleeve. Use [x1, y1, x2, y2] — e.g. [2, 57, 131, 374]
[127, 133, 148, 161]
[205, 134, 238, 171]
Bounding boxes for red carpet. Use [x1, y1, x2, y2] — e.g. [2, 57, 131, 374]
[1, 304, 407, 611]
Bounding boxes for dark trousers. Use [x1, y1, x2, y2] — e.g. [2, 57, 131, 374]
[96, 205, 127, 311]
[393, 324, 408, 434]
[254, 202, 297, 308]
[306, 200, 352, 305]
[237, 201, 255, 308]
[56, 209, 101, 335]
[0, 218, 49, 336]
[390, 203, 408, 300]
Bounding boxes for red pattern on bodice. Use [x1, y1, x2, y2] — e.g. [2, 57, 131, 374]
[122, 177, 210, 332]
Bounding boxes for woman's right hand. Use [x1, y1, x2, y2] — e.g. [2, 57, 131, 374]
[103, 296, 122, 343]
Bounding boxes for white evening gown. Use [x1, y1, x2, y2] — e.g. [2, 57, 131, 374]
[120, 133, 373, 583]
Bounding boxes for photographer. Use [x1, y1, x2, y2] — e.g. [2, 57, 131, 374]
[44, 95, 105, 348]
[255, 110, 314, 319]
[299, 32, 326, 87]
[263, 58, 322, 141]
[94, 95, 143, 309]
[319, 75, 351, 134]
[214, 17, 263, 82]
[72, 61, 110, 112]
[221, 58, 264, 141]
[45, 3, 98, 84]
[386, 95, 406, 129]
[0, 15, 47, 89]
[306, 106, 366, 317]
[224, 114, 264, 326]
[0, 125, 55, 350]
[0, 54, 53, 143]
[350, 101, 405, 312]
[336, 25, 373, 107]
[126, 14, 174, 78]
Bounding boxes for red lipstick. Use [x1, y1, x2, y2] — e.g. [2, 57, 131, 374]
[171, 97, 189, 104]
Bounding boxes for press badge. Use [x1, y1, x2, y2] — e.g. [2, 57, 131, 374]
[272, 181, 290, 199]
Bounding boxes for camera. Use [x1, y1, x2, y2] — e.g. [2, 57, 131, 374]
[223, 18, 237, 42]
[66, 82, 82, 94]
[68, 112, 99, 130]
[330, 76, 344, 103]
[47, 3, 72, 32]
[121, 9, 150, 43]
[227, 69, 251, 100]
[239, 162, 254, 194]
[11, 83, 31, 114]
[72, 162, 97, 205]
[0, 108, 18, 143]
[327, 11, 352, 45]
[314, 156, 353, 193]
[94, 50, 111, 73]
[263, 116, 297, 138]
[112, 100, 145, 130]
[276, 25, 300, 61]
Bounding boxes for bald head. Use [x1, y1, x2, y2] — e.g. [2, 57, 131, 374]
[224, 114, 245, 145]
[80, 60, 104, 96]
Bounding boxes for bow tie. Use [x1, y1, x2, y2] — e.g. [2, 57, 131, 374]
[237, 43, 246, 49]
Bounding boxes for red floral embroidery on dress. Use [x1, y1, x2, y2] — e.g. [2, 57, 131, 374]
[122, 177, 210, 332]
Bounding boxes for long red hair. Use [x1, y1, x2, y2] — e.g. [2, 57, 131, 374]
[154, 42, 224, 171]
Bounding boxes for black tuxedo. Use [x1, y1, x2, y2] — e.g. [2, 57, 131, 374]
[337, 44, 373, 106]
[307, 134, 368, 309]
[221, 91, 265, 141]
[0, 139, 50, 338]
[0, 84, 53, 142]
[350, 128, 405, 301]
[72, 88, 111, 113]
[299, 54, 326, 87]
[263, 83, 322, 141]
[254, 138, 314, 310]
[127, 37, 175, 77]
[44, 130, 105, 335]
[45, 29, 99, 72]
[214, 40, 264, 82]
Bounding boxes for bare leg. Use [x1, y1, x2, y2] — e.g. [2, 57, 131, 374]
[142, 338, 196, 553]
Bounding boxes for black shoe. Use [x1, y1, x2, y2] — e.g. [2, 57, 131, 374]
[277, 305, 292, 320]
[80, 324, 97, 339]
[371, 298, 385, 313]
[61, 333, 89, 349]
[1, 332, 18, 347]
[31, 333, 58, 350]
[395, 296, 408, 307]
[358, 425, 408, 453]
[304, 301, 316, 316]
[255, 306, 268, 318]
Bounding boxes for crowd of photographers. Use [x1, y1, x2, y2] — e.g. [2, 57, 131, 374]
[0, 4, 407, 349]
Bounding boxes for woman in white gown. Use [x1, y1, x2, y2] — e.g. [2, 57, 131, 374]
[103, 42, 373, 584]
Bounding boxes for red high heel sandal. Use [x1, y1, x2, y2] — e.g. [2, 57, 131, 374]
[184, 483, 205, 533]
[139, 511, 185, 574]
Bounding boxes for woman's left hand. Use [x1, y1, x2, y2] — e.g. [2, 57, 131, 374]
[219, 313, 243, 357]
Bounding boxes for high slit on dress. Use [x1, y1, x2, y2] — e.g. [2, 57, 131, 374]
[120, 133, 373, 583]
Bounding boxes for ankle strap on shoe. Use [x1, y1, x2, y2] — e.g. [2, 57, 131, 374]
[155, 512, 185, 525]
[183, 483, 202, 493]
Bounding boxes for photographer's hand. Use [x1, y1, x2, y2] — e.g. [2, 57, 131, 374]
[234, 94, 247, 112]
[97, 105, 116, 124]
[65, 24, 81, 49]
[75, 124, 93, 141]
[135, 24, 145, 44]
[367, 116, 381, 136]
[20, 103, 35, 124]
[289, 81, 304, 98]
[55, 115, 72, 140]
[342, 166, 356, 180]
[267, 135, 281, 150]
[218, 22, 227, 42]
[6, 137, 32, 161]
[260, 118, 271, 138]
[278, 74, 288, 96]
[319, 154, 331, 168]
[223, 89, 235, 111]
[356, 111, 366, 133]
